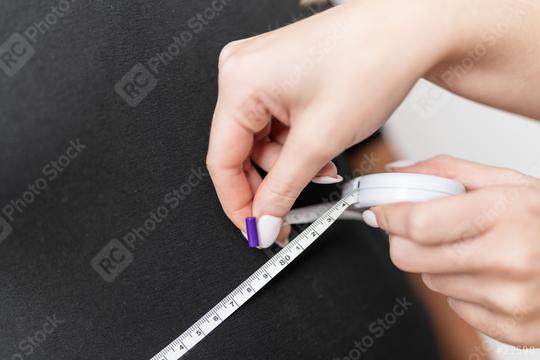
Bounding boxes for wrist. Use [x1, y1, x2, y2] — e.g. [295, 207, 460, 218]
[341, 0, 460, 81]
[423, 0, 537, 89]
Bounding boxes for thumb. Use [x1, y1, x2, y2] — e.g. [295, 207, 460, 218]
[252, 116, 343, 248]
[386, 155, 533, 190]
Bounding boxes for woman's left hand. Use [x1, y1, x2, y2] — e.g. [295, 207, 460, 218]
[367, 155, 540, 347]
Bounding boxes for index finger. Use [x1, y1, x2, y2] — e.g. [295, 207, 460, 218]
[371, 189, 504, 244]
[206, 97, 270, 230]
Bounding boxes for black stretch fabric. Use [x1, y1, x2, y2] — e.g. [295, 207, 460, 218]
[0, 1, 440, 359]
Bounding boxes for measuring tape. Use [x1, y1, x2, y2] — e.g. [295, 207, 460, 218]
[149, 190, 359, 360]
[149, 172, 466, 359]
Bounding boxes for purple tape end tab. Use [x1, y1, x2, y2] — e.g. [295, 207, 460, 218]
[245, 217, 259, 248]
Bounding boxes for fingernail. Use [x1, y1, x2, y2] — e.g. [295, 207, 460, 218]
[275, 237, 289, 248]
[421, 273, 433, 289]
[312, 174, 343, 184]
[362, 210, 379, 228]
[275, 223, 291, 248]
[385, 160, 416, 171]
[257, 215, 283, 248]
[447, 298, 457, 309]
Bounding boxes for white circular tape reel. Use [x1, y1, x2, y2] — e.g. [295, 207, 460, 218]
[287, 173, 465, 225]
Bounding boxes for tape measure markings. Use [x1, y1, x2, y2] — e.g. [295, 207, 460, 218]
[150, 191, 358, 360]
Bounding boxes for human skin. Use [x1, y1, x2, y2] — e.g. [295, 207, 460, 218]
[206, 0, 540, 346]
[369, 156, 540, 347]
[348, 140, 490, 359]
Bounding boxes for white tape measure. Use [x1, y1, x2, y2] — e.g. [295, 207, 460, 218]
[149, 173, 465, 360]
[150, 191, 358, 360]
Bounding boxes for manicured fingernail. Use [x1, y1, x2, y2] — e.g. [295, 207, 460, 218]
[385, 160, 416, 171]
[421, 273, 433, 289]
[275, 237, 289, 248]
[257, 215, 283, 248]
[275, 223, 291, 248]
[245, 217, 259, 248]
[362, 210, 379, 228]
[312, 174, 343, 184]
[447, 298, 457, 309]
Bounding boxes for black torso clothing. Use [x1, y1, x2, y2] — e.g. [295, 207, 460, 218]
[0, 1, 440, 359]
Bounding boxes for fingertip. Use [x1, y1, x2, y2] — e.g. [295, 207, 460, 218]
[275, 223, 291, 248]
[421, 273, 434, 289]
[385, 160, 417, 172]
[447, 297, 457, 310]
[362, 210, 379, 228]
[312, 174, 343, 184]
[257, 215, 283, 248]
[318, 161, 339, 176]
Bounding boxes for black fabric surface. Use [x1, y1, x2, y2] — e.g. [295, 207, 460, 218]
[0, 1, 440, 359]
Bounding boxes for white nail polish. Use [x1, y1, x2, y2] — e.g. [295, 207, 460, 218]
[241, 230, 248, 240]
[385, 160, 416, 171]
[312, 175, 344, 184]
[257, 215, 283, 248]
[362, 210, 379, 228]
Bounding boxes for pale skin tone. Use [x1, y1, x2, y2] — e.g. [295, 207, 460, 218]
[206, 0, 540, 347]
[348, 141, 489, 359]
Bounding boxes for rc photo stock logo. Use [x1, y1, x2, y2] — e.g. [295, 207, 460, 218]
[0, 33, 35, 77]
[91, 239, 134, 283]
[0, 215, 13, 244]
[114, 63, 158, 107]
[0, 0, 78, 77]
[114, 0, 233, 106]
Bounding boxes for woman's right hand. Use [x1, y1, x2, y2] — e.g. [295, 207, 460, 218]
[206, 0, 529, 247]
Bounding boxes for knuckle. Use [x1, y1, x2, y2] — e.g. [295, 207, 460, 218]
[218, 48, 258, 83]
[430, 154, 455, 167]
[406, 208, 430, 241]
[430, 155, 458, 173]
[493, 288, 528, 315]
[264, 177, 299, 208]
[217, 57, 238, 82]
[292, 133, 335, 162]
[499, 252, 535, 280]
[205, 155, 219, 177]
[432, 154, 454, 163]
[218, 41, 241, 69]
[235, 92, 271, 132]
